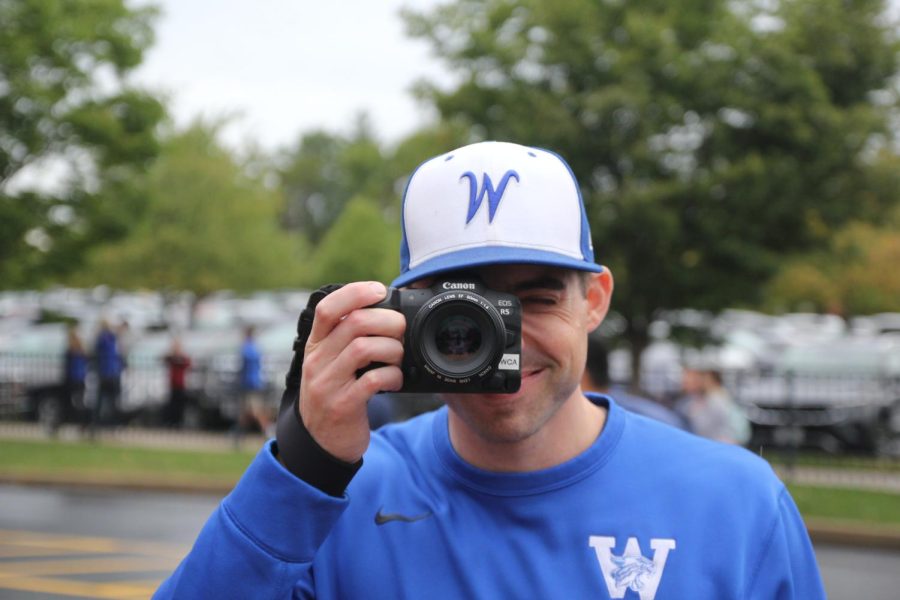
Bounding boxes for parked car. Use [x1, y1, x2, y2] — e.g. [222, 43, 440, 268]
[732, 336, 900, 455]
[0, 324, 83, 426]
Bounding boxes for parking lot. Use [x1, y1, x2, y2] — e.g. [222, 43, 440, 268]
[1, 484, 898, 600]
[0, 483, 215, 600]
[0, 529, 184, 599]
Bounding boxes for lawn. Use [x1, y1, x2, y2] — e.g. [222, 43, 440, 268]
[763, 450, 900, 473]
[0, 439, 255, 488]
[2, 439, 899, 527]
[788, 484, 900, 526]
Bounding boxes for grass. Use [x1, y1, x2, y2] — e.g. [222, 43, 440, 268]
[762, 450, 900, 474]
[788, 485, 900, 526]
[0, 439, 255, 487]
[2, 439, 899, 526]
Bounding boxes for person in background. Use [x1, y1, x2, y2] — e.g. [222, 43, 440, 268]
[60, 324, 88, 433]
[236, 326, 273, 437]
[92, 319, 122, 429]
[701, 368, 751, 445]
[117, 319, 134, 366]
[365, 393, 396, 430]
[582, 333, 688, 430]
[677, 363, 750, 445]
[163, 336, 192, 427]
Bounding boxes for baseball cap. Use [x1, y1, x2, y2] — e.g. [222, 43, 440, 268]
[392, 141, 603, 287]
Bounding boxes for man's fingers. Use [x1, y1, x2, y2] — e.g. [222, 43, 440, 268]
[296, 281, 404, 462]
[307, 281, 388, 345]
[352, 364, 403, 397]
[327, 307, 406, 351]
[333, 336, 405, 380]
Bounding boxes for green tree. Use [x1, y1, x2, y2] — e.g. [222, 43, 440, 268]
[280, 115, 393, 244]
[306, 196, 401, 286]
[0, 0, 166, 287]
[279, 121, 471, 287]
[72, 123, 306, 294]
[387, 121, 474, 184]
[767, 205, 900, 315]
[405, 0, 900, 382]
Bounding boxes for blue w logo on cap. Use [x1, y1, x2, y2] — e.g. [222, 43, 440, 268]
[460, 170, 520, 224]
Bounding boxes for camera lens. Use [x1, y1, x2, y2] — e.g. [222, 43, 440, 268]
[434, 315, 482, 361]
[415, 298, 504, 379]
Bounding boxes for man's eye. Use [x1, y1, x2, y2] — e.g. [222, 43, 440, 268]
[522, 297, 556, 306]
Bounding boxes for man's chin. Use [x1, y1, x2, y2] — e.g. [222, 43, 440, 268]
[440, 368, 546, 407]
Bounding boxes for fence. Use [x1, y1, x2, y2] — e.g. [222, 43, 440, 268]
[3, 350, 900, 461]
[0, 350, 289, 430]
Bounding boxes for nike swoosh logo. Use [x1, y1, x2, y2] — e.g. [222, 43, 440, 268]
[374, 508, 433, 525]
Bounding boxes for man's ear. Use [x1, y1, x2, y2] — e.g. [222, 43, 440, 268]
[585, 269, 614, 333]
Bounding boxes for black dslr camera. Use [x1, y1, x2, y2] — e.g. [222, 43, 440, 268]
[369, 279, 521, 394]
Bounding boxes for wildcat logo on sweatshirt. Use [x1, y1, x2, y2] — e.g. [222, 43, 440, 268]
[588, 536, 676, 600]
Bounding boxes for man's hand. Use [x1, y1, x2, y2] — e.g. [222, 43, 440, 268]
[298, 282, 405, 463]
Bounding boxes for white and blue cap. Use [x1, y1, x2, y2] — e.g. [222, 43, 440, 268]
[392, 141, 603, 287]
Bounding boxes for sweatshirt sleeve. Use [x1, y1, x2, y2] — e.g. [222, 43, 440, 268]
[153, 440, 349, 599]
[745, 487, 826, 599]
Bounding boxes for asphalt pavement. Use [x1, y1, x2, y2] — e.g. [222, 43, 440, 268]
[1, 484, 898, 599]
[2, 422, 900, 551]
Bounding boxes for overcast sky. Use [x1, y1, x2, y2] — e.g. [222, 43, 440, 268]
[130, 0, 451, 152]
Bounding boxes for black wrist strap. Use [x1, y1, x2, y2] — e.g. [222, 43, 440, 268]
[275, 283, 362, 497]
[275, 388, 362, 497]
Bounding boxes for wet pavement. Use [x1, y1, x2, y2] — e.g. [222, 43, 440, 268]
[0, 484, 219, 599]
[1, 484, 899, 599]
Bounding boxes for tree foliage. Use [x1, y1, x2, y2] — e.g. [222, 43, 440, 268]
[71, 123, 306, 295]
[405, 0, 900, 375]
[279, 116, 393, 244]
[0, 0, 166, 288]
[281, 121, 472, 286]
[306, 196, 401, 286]
[767, 201, 900, 315]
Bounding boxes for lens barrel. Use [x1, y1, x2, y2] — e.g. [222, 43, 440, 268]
[413, 292, 506, 381]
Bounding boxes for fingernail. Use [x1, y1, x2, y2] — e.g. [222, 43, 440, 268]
[370, 282, 386, 297]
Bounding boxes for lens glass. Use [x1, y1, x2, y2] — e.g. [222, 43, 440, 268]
[415, 296, 504, 378]
[434, 315, 482, 361]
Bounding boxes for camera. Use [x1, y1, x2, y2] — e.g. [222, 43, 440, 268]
[368, 279, 521, 394]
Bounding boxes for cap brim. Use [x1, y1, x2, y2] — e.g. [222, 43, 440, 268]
[391, 246, 603, 288]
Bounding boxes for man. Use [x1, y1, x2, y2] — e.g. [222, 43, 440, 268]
[59, 324, 88, 434]
[162, 337, 191, 427]
[235, 325, 273, 437]
[156, 142, 823, 598]
[92, 319, 122, 429]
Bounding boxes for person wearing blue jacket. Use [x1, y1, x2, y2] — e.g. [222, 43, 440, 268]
[156, 142, 824, 599]
[92, 319, 122, 428]
[235, 325, 275, 437]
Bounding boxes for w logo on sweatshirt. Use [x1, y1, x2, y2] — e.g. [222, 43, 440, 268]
[588, 536, 676, 599]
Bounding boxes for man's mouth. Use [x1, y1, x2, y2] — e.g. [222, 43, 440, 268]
[521, 367, 544, 380]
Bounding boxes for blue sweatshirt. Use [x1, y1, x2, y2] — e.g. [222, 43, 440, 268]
[156, 395, 824, 599]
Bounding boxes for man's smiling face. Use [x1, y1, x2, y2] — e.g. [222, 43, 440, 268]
[430, 263, 611, 447]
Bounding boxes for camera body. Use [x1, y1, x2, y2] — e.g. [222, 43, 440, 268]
[370, 279, 521, 394]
